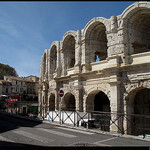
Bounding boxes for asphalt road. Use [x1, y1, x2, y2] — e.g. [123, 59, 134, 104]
[0, 111, 149, 147]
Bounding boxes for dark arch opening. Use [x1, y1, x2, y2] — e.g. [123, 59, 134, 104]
[85, 22, 108, 63]
[63, 35, 75, 69]
[86, 91, 110, 131]
[127, 9, 150, 55]
[50, 45, 57, 77]
[62, 93, 75, 111]
[94, 91, 110, 112]
[131, 88, 150, 135]
[94, 91, 110, 131]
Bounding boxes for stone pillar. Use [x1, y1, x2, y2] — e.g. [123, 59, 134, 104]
[38, 87, 42, 117]
[55, 90, 59, 111]
[41, 56, 44, 81]
[81, 39, 91, 73]
[123, 94, 134, 135]
[47, 50, 51, 81]
[42, 82, 48, 118]
[75, 86, 83, 112]
[45, 49, 48, 81]
[74, 30, 82, 74]
[75, 30, 81, 66]
[83, 94, 87, 113]
[109, 80, 122, 133]
[47, 92, 50, 112]
[56, 42, 61, 77]
[40, 56, 43, 81]
[60, 49, 66, 76]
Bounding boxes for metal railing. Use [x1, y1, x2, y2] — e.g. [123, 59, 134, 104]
[0, 102, 150, 138]
[46, 109, 150, 137]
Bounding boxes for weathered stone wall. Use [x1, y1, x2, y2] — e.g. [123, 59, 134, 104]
[39, 1, 150, 134]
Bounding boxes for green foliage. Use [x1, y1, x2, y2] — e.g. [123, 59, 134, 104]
[0, 63, 18, 79]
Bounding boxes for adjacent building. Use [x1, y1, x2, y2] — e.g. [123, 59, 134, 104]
[0, 75, 39, 115]
[39, 1, 150, 136]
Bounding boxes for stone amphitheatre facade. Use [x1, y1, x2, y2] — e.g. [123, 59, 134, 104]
[38, 1, 150, 135]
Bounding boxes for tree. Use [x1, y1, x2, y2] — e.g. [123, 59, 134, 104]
[0, 63, 18, 79]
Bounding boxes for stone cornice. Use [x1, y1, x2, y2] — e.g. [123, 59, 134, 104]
[119, 62, 150, 73]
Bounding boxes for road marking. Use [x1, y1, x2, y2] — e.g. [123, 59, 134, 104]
[0, 135, 15, 143]
[36, 128, 77, 138]
[55, 127, 95, 135]
[13, 130, 54, 143]
[94, 136, 118, 145]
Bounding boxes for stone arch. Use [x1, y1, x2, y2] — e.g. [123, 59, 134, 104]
[120, 1, 150, 22]
[86, 90, 110, 112]
[86, 85, 110, 100]
[61, 92, 75, 111]
[49, 93, 55, 111]
[83, 17, 110, 37]
[49, 45, 57, 77]
[62, 30, 76, 42]
[86, 90, 110, 131]
[124, 80, 150, 100]
[120, 1, 150, 55]
[83, 17, 109, 64]
[62, 33, 76, 69]
[125, 87, 150, 135]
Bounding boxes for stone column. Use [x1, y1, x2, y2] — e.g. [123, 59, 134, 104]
[83, 94, 87, 113]
[60, 49, 66, 76]
[109, 80, 122, 133]
[123, 94, 134, 135]
[74, 30, 82, 74]
[56, 41, 61, 77]
[75, 30, 81, 66]
[47, 50, 51, 81]
[42, 82, 48, 118]
[47, 92, 50, 112]
[81, 39, 91, 73]
[41, 56, 44, 81]
[75, 86, 83, 112]
[38, 87, 42, 117]
[45, 49, 48, 81]
[55, 88, 59, 111]
[108, 55, 122, 133]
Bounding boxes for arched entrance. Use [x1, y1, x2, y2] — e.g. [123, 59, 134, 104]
[86, 91, 110, 131]
[132, 88, 150, 135]
[94, 91, 110, 112]
[126, 88, 150, 135]
[49, 93, 55, 111]
[61, 93, 75, 111]
[86, 91, 110, 112]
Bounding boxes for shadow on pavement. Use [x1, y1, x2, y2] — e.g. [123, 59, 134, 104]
[0, 111, 42, 134]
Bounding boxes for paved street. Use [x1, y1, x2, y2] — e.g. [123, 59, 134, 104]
[0, 111, 149, 147]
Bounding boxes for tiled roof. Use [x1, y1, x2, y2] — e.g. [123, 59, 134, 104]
[4, 76, 34, 83]
[0, 80, 11, 85]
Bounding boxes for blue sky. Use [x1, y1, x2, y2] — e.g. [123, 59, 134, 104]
[0, 1, 135, 77]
